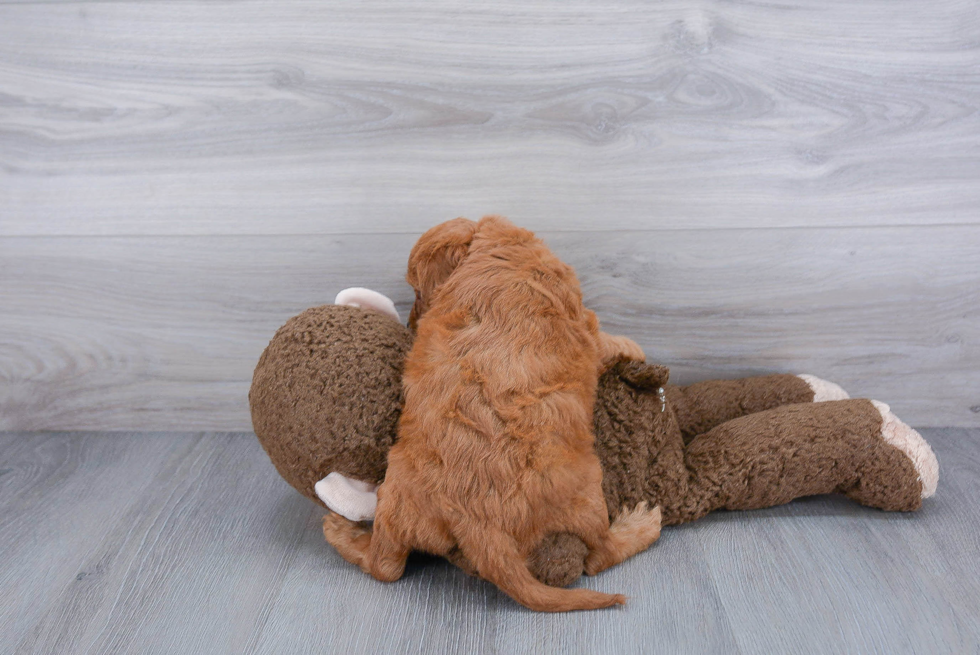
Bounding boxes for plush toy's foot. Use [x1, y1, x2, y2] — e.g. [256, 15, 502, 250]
[797, 374, 850, 402]
[838, 400, 939, 511]
[869, 401, 939, 499]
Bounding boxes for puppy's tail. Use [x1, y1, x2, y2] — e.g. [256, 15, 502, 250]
[459, 529, 624, 612]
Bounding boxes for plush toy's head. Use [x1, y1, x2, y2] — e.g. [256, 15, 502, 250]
[249, 289, 412, 518]
[249, 288, 601, 587]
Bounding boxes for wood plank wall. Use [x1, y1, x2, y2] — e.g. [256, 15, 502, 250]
[2, 0, 978, 429]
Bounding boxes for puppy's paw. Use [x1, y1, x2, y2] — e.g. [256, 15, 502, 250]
[584, 502, 662, 576]
[609, 501, 662, 548]
[322, 512, 372, 572]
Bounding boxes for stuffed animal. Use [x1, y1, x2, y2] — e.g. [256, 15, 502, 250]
[250, 288, 939, 588]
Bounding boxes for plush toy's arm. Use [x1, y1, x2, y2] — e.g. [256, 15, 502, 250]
[597, 332, 645, 371]
[666, 374, 847, 444]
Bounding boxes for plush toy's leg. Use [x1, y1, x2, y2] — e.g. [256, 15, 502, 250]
[672, 399, 938, 524]
[666, 374, 844, 443]
[797, 374, 850, 402]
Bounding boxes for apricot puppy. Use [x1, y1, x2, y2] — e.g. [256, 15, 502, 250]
[322, 216, 661, 612]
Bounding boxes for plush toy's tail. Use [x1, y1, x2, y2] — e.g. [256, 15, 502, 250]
[459, 529, 625, 612]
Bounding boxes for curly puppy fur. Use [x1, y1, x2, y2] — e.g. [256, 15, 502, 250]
[322, 216, 660, 612]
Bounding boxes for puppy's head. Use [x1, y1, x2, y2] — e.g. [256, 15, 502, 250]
[406, 217, 479, 330]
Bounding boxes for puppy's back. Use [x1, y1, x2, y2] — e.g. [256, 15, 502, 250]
[393, 217, 624, 611]
[402, 218, 602, 518]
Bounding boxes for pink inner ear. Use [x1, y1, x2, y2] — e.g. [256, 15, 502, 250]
[334, 287, 401, 323]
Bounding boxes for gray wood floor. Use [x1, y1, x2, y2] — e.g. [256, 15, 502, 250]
[2, 0, 979, 431]
[2, 429, 978, 654]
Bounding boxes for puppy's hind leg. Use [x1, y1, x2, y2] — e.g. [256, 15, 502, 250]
[583, 502, 662, 576]
[365, 519, 412, 582]
[322, 513, 410, 582]
[322, 512, 372, 572]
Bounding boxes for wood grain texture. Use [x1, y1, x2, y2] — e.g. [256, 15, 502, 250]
[4, 432, 315, 655]
[1, 0, 978, 430]
[1, 430, 977, 654]
[1, 0, 979, 235]
[0, 432, 200, 650]
[2, 226, 978, 431]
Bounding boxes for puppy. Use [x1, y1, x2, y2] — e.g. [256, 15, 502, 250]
[323, 216, 661, 612]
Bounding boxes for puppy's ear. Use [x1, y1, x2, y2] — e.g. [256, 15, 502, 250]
[407, 217, 478, 329]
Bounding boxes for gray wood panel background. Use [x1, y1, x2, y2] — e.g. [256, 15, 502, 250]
[1, 0, 979, 429]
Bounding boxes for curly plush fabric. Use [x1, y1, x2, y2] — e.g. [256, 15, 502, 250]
[250, 305, 413, 503]
[251, 304, 934, 589]
[665, 374, 815, 444]
[590, 363, 922, 525]
[527, 364, 925, 581]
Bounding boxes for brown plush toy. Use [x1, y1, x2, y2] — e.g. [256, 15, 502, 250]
[250, 288, 939, 589]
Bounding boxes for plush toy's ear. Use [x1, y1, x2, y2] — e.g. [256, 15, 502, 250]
[314, 472, 379, 522]
[334, 287, 401, 323]
[616, 361, 670, 390]
[406, 217, 479, 329]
